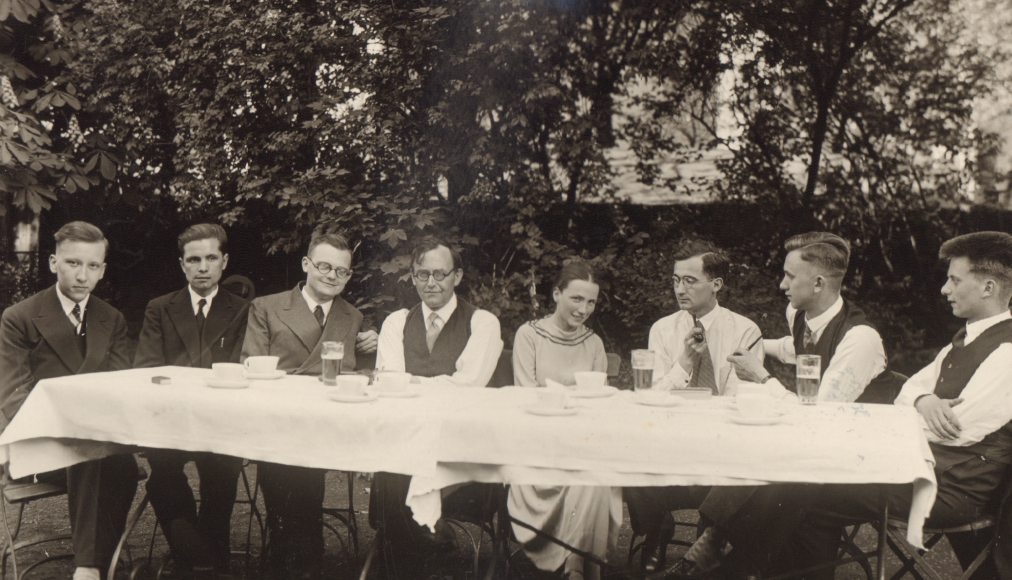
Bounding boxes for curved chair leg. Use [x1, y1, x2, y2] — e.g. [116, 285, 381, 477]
[358, 538, 378, 580]
[106, 492, 151, 580]
[1, 499, 23, 580]
[442, 519, 482, 578]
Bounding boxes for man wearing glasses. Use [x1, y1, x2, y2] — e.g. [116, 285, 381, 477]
[241, 228, 365, 579]
[371, 237, 503, 575]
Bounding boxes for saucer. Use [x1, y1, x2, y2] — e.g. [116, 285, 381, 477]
[205, 378, 249, 389]
[375, 388, 420, 399]
[327, 392, 378, 404]
[244, 369, 286, 380]
[524, 405, 578, 417]
[729, 413, 784, 426]
[634, 394, 681, 407]
[567, 386, 617, 399]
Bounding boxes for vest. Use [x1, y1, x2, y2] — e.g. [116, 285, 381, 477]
[931, 319, 1012, 470]
[791, 300, 901, 404]
[402, 299, 477, 379]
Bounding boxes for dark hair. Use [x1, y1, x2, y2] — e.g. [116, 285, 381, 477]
[939, 231, 1012, 290]
[54, 221, 108, 251]
[411, 237, 463, 271]
[555, 260, 597, 292]
[307, 230, 351, 255]
[177, 223, 228, 256]
[784, 232, 850, 279]
[672, 240, 729, 281]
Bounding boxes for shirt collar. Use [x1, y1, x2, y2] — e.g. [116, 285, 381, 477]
[421, 293, 457, 323]
[55, 286, 89, 317]
[694, 302, 722, 331]
[187, 285, 218, 315]
[805, 295, 844, 336]
[964, 310, 1012, 345]
[300, 284, 333, 317]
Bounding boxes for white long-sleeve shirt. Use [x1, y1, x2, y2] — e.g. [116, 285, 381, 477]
[894, 310, 1012, 447]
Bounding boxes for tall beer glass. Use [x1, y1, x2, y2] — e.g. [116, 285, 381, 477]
[321, 341, 344, 386]
[796, 354, 821, 405]
[631, 349, 655, 392]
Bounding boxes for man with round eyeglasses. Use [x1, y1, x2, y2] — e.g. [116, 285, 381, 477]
[241, 228, 366, 579]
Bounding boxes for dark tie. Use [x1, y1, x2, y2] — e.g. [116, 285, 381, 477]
[314, 305, 325, 328]
[71, 303, 83, 335]
[951, 327, 967, 349]
[196, 298, 207, 329]
[688, 320, 718, 394]
[802, 322, 815, 351]
[426, 312, 443, 352]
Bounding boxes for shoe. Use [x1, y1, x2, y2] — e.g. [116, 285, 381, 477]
[642, 542, 668, 572]
[662, 557, 708, 579]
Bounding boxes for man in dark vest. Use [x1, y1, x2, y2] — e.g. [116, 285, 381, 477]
[133, 223, 248, 577]
[370, 237, 503, 573]
[242, 228, 364, 579]
[663, 232, 901, 578]
[0, 221, 137, 580]
[783, 231, 1012, 580]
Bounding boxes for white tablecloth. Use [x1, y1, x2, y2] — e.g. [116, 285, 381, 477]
[0, 370, 936, 548]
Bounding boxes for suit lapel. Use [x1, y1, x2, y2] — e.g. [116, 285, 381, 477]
[81, 299, 113, 373]
[280, 286, 322, 357]
[167, 289, 201, 364]
[203, 289, 238, 346]
[294, 297, 351, 374]
[32, 287, 84, 373]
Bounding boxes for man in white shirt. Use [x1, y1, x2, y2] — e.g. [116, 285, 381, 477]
[371, 238, 503, 575]
[625, 240, 764, 572]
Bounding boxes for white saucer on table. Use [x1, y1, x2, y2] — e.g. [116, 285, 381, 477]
[204, 378, 249, 389]
[375, 388, 420, 399]
[327, 392, 378, 404]
[729, 413, 784, 426]
[567, 386, 617, 399]
[243, 369, 286, 380]
[524, 405, 578, 417]
[634, 393, 681, 407]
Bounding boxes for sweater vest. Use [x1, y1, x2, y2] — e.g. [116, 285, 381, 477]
[791, 301, 901, 404]
[931, 319, 1012, 470]
[403, 299, 477, 378]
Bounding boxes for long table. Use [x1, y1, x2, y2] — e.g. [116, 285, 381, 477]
[0, 366, 938, 554]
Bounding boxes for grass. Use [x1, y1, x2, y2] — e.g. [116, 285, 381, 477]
[1, 462, 964, 579]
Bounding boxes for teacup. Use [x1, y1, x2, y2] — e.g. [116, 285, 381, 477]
[244, 356, 279, 374]
[736, 394, 775, 418]
[373, 371, 411, 393]
[212, 362, 244, 381]
[573, 371, 607, 390]
[336, 375, 370, 397]
[536, 389, 568, 410]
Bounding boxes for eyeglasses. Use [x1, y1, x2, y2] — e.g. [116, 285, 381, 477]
[672, 275, 704, 289]
[412, 269, 457, 282]
[306, 257, 352, 279]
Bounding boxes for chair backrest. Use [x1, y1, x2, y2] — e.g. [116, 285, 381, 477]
[606, 352, 620, 379]
[488, 348, 514, 388]
[855, 370, 907, 405]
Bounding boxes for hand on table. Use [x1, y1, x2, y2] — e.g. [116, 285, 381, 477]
[726, 351, 768, 383]
[914, 394, 963, 440]
[356, 330, 378, 354]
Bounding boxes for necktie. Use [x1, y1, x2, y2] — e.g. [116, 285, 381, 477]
[688, 320, 718, 394]
[951, 327, 967, 349]
[196, 298, 207, 329]
[314, 305, 325, 328]
[70, 303, 83, 335]
[802, 322, 815, 351]
[426, 312, 443, 352]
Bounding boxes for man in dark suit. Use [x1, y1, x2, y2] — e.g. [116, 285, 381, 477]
[133, 223, 249, 576]
[241, 228, 364, 580]
[0, 221, 137, 580]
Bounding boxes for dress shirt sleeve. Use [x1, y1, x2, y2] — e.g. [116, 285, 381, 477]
[423, 309, 503, 387]
[916, 344, 1012, 447]
[893, 351, 943, 408]
[511, 324, 538, 387]
[649, 319, 690, 389]
[133, 301, 165, 368]
[241, 298, 271, 361]
[0, 308, 36, 423]
[817, 325, 887, 402]
[375, 309, 408, 372]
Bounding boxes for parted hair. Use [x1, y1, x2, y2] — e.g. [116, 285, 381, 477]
[939, 231, 1012, 291]
[555, 260, 597, 292]
[784, 232, 850, 279]
[672, 240, 729, 282]
[177, 223, 228, 255]
[307, 229, 350, 255]
[54, 221, 107, 250]
[411, 237, 463, 271]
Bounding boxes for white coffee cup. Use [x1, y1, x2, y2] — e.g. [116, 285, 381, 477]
[573, 371, 607, 390]
[212, 362, 245, 381]
[536, 389, 568, 409]
[336, 375, 369, 397]
[244, 356, 279, 374]
[736, 393, 775, 418]
[373, 371, 411, 392]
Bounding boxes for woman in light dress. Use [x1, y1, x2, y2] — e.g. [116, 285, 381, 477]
[508, 260, 622, 580]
